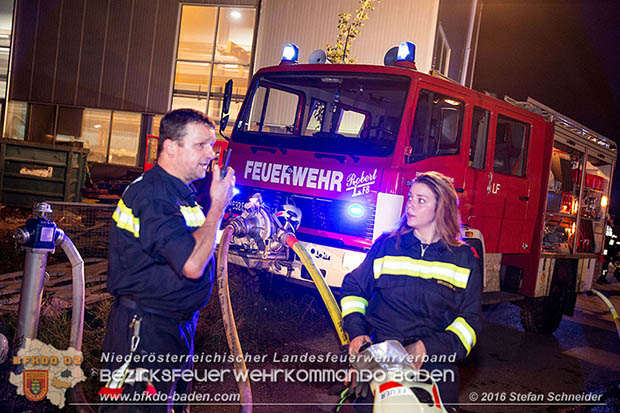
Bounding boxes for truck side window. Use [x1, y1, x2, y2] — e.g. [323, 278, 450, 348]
[469, 107, 490, 169]
[493, 115, 530, 177]
[408, 89, 464, 163]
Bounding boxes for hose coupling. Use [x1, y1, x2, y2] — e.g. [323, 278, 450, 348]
[278, 230, 296, 247]
[229, 217, 249, 238]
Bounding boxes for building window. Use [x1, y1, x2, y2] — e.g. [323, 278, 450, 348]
[0, 32, 9, 98]
[171, 95, 210, 113]
[146, 135, 158, 165]
[81, 109, 112, 163]
[434, 23, 451, 76]
[81, 109, 141, 165]
[28, 103, 55, 143]
[108, 112, 141, 166]
[55, 107, 84, 142]
[5, 100, 27, 140]
[1, 2, 14, 136]
[152, 115, 162, 136]
[174, 5, 256, 134]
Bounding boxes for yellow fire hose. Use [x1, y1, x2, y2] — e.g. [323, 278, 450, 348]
[216, 225, 252, 413]
[285, 234, 350, 346]
[591, 289, 620, 341]
[215, 224, 350, 413]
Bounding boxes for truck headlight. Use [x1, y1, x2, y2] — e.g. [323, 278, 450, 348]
[346, 203, 366, 219]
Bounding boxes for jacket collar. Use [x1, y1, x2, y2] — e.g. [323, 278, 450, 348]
[400, 230, 448, 256]
[151, 164, 197, 200]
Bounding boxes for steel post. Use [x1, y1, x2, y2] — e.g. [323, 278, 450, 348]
[14, 248, 48, 350]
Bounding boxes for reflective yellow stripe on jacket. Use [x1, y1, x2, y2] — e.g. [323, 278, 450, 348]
[446, 316, 477, 355]
[341, 296, 368, 317]
[113, 199, 140, 238]
[373, 256, 471, 289]
[180, 205, 205, 228]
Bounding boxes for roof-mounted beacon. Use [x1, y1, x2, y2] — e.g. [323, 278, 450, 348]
[280, 44, 299, 65]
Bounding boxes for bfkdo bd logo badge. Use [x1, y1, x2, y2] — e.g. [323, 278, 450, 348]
[23, 370, 49, 402]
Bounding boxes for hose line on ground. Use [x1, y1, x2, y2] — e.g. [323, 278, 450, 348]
[284, 234, 349, 346]
[591, 289, 620, 341]
[217, 225, 252, 413]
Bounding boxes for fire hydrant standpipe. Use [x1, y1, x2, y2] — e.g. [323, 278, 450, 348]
[14, 203, 93, 413]
[14, 246, 48, 349]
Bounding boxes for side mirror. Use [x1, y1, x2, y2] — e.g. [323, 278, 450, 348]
[220, 79, 233, 140]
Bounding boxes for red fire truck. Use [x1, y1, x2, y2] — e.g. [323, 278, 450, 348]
[222, 43, 617, 333]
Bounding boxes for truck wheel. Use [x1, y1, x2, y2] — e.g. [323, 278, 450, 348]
[519, 297, 563, 333]
[519, 260, 572, 333]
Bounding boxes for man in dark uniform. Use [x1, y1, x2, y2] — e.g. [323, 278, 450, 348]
[100, 109, 235, 412]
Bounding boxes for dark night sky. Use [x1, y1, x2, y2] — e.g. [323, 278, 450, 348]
[472, 0, 620, 213]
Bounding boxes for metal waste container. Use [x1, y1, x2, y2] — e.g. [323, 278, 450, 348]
[0, 139, 89, 208]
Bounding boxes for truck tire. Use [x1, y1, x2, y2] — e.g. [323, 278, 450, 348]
[519, 260, 572, 333]
[519, 297, 563, 333]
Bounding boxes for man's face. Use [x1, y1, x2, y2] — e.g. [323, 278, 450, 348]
[174, 122, 217, 184]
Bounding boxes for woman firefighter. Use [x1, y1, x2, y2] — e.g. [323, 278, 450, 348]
[340, 171, 482, 412]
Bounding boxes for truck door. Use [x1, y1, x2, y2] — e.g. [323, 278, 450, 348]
[467, 112, 534, 253]
[404, 87, 468, 189]
[464, 106, 503, 252]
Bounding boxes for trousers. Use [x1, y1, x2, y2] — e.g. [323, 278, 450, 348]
[99, 297, 199, 413]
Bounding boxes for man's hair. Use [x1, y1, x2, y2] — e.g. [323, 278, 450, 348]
[390, 171, 464, 248]
[157, 109, 215, 157]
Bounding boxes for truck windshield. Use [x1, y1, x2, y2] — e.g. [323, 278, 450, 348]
[233, 72, 410, 157]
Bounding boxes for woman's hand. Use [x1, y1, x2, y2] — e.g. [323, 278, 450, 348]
[405, 340, 427, 369]
[349, 335, 372, 356]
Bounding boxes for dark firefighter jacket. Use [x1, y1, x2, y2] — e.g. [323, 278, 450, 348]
[340, 231, 482, 361]
[106, 165, 214, 317]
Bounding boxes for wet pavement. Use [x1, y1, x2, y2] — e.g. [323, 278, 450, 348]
[461, 279, 620, 412]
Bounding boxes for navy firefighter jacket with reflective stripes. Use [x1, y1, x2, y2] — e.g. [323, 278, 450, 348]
[340, 231, 482, 361]
[107, 164, 214, 315]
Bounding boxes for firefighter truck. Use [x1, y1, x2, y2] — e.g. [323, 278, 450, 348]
[221, 43, 617, 334]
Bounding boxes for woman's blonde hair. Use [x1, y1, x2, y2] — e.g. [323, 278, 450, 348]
[391, 171, 463, 248]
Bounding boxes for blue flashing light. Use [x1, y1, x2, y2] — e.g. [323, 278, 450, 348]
[396, 41, 415, 63]
[282, 44, 299, 63]
[347, 203, 366, 219]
